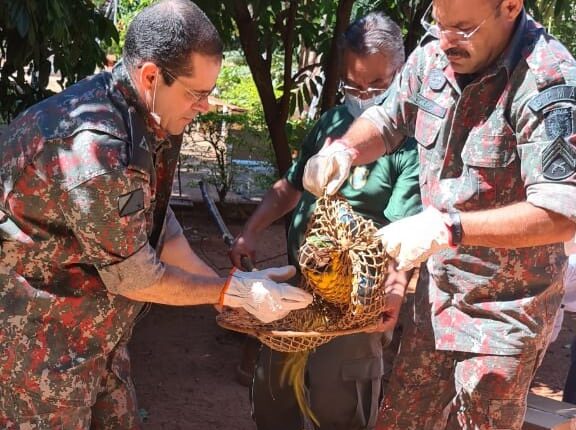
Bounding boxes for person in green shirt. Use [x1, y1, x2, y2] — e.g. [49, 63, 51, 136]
[230, 12, 421, 430]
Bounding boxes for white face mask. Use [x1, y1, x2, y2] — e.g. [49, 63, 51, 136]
[344, 89, 389, 119]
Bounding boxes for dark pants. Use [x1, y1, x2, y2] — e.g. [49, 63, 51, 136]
[251, 332, 390, 430]
[563, 335, 576, 404]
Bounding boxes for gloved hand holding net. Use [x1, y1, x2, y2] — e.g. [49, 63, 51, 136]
[217, 193, 390, 353]
[220, 266, 312, 323]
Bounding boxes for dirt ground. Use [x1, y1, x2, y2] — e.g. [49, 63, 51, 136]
[129, 207, 576, 430]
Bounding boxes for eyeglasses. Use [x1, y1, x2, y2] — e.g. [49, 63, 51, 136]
[163, 69, 214, 104]
[340, 83, 389, 98]
[420, 1, 502, 44]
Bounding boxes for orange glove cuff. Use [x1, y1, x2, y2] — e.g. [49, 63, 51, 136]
[219, 267, 238, 306]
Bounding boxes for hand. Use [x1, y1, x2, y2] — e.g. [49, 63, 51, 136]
[229, 231, 257, 269]
[220, 265, 313, 323]
[364, 261, 410, 333]
[363, 295, 403, 334]
[374, 207, 452, 271]
[303, 139, 357, 197]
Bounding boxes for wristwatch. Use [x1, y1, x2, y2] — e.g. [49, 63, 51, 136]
[443, 210, 463, 246]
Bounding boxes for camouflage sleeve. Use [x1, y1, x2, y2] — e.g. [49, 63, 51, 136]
[97, 243, 166, 294]
[145, 206, 185, 259]
[360, 46, 422, 153]
[57, 135, 164, 293]
[514, 80, 576, 223]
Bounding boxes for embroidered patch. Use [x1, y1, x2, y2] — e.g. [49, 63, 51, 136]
[118, 188, 145, 217]
[542, 136, 576, 180]
[410, 93, 447, 118]
[528, 85, 576, 112]
[128, 107, 152, 174]
[428, 68, 446, 91]
[138, 135, 149, 152]
[544, 107, 573, 140]
[349, 166, 370, 190]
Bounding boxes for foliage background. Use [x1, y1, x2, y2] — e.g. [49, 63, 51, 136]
[0, 0, 118, 122]
[1, 0, 575, 175]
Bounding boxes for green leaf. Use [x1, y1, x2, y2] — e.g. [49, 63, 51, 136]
[302, 84, 312, 107]
[13, 2, 30, 38]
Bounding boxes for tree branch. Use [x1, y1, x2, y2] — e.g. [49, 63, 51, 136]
[291, 61, 323, 84]
[319, 0, 354, 114]
[279, 0, 299, 123]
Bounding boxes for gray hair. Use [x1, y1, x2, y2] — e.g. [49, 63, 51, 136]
[341, 11, 405, 68]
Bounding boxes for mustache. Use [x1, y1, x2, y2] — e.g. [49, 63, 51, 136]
[445, 48, 470, 58]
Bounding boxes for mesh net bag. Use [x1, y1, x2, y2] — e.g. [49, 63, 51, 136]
[216, 193, 390, 353]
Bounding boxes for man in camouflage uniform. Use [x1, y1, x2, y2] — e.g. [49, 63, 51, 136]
[0, 1, 311, 428]
[302, 0, 576, 428]
[231, 13, 421, 430]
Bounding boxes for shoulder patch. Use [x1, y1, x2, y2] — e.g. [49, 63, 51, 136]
[544, 107, 574, 139]
[542, 136, 576, 180]
[118, 188, 145, 217]
[428, 68, 447, 92]
[528, 85, 576, 112]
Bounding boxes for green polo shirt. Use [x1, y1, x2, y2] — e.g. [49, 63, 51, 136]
[285, 105, 421, 266]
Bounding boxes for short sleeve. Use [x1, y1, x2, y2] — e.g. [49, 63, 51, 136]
[56, 134, 164, 293]
[515, 83, 576, 223]
[60, 166, 151, 265]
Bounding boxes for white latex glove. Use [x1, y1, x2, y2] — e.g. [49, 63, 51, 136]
[303, 139, 358, 197]
[374, 207, 453, 271]
[220, 265, 313, 323]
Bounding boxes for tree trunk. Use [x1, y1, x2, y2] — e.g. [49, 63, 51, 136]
[403, 5, 427, 55]
[267, 116, 292, 176]
[232, 0, 293, 176]
[319, 0, 355, 114]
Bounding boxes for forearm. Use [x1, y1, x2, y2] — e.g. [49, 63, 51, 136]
[161, 232, 217, 275]
[346, 98, 412, 164]
[341, 118, 389, 165]
[460, 202, 576, 248]
[243, 178, 301, 235]
[120, 263, 225, 305]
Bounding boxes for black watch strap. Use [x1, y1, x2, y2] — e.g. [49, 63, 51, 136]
[446, 210, 463, 245]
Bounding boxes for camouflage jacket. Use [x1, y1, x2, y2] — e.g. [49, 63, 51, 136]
[0, 62, 181, 406]
[363, 12, 576, 355]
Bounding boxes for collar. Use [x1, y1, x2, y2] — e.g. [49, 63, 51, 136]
[111, 60, 168, 143]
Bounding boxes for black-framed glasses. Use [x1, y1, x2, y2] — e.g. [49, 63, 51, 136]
[163, 69, 214, 104]
[420, 1, 503, 44]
